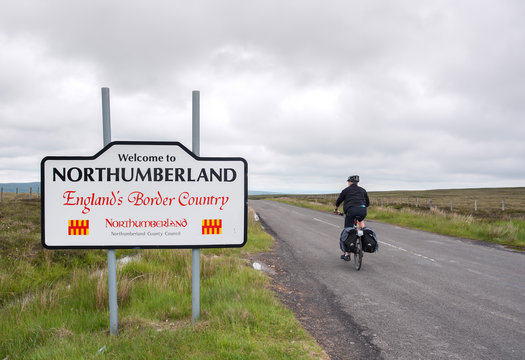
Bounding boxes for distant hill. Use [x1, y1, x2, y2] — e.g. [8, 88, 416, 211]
[1, 184, 277, 196]
[0, 182, 41, 193]
[248, 190, 283, 196]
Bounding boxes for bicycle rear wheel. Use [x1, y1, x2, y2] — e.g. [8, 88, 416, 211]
[354, 237, 363, 270]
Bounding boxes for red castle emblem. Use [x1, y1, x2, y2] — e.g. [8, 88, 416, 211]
[68, 220, 89, 235]
[202, 219, 222, 235]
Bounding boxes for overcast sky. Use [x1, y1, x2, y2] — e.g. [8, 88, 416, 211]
[1, 0, 524, 193]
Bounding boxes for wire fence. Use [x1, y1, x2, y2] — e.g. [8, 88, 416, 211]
[0, 187, 41, 202]
[369, 197, 511, 213]
[281, 191, 525, 218]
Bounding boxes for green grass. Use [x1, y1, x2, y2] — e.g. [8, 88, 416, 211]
[368, 206, 525, 248]
[0, 198, 135, 307]
[0, 198, 328, 360]
[367, 187, 525, 218]
[265, 187, 525, 218]
[259, 189, 525, 249]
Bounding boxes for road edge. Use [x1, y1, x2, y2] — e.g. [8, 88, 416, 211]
[251, 214, 384, 360]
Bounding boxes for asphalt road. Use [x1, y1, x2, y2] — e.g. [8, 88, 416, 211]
[249, 200, 525, 360]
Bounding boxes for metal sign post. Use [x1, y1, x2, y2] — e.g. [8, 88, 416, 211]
[102, 87, 119, 336]
[192, 90, 200, 323]
[40, 89, 247, 334]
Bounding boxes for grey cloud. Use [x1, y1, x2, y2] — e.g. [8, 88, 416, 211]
[1, 0, 524, 191]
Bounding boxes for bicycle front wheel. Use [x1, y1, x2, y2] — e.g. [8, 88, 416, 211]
[354, 237, 363, 271]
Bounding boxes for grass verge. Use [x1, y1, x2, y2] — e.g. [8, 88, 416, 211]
[367, 206, 525, 248]
[266, 196, 525, 249]
[0, 198, 327, 359]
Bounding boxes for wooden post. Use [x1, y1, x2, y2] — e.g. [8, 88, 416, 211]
[450, 199, 453, 212]
[0, 187, 3, 202]
[416, 198, 419, 208]
[474, 200, 477, 212]
[502, 200, 505, 211]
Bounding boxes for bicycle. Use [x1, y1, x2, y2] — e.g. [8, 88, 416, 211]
[336, 212, 364, 271]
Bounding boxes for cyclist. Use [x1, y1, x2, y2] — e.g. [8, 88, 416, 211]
[334, 175, 369, 261]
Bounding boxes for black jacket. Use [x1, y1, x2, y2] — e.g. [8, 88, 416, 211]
[335, 184, 370, 213]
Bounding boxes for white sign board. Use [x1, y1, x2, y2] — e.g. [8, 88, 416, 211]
[41, 141, 247, 249]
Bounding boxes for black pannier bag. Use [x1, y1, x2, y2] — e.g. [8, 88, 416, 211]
[340, 227, 357, 253]
[361, 227, 378, 253]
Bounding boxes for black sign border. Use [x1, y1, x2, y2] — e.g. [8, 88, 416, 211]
[41, 141, 248, 250]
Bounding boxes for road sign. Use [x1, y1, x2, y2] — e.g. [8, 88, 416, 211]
[41, 141, 247, 249]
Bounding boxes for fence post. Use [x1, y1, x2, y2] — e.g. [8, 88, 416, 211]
[474, 200, 477, 212]
[0, 187, 2, 202]
[416, 198, 419, 208]
[502, 200, 505, 211]
[429, 199, 433, 209]
[30, 187, 33, 198]
[450, 199, 453, 212]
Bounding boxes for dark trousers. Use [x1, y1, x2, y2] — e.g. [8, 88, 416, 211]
[344, 206, 367, 227]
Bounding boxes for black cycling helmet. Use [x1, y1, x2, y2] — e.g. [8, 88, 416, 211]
[347, 175, 359, 183]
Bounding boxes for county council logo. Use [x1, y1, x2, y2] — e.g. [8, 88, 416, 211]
[202, 219, 222, 235]
[68, 220, 89, 235]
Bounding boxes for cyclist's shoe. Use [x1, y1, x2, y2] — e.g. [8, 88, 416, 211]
[341, 254, 351, 261]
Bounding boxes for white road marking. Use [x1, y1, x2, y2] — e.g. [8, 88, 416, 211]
[313, 217, 340, 228]
[313, 217, 437, 262]
[379, 241, 436, 262]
